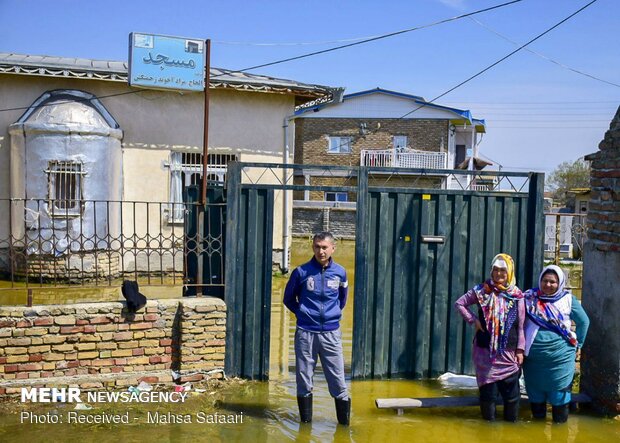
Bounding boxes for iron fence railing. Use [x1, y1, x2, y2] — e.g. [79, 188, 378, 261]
[0, 198, 225, 298]
[544, 212, 587, 295]
[544, 212, 587, 261]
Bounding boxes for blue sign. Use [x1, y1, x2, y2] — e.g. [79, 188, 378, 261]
[129, 33, 206, 92]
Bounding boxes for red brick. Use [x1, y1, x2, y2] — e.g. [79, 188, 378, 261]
[41, 371, 54, 378]
[16, 372, 29, 379]
[164, 347, 172, 354]
[76, 319, 89, 325]
[64, 369, 78, 376]
[160, 339, 172, 346]
[4, 365, 19, 373]
[149, 356, 162, 364]
[0, 357, 7, 364]
[18, 363, 43, 371]
[139, 376, 159, 383]
[34, 318, 54, 326]
[16, 320, 31, 328]
[83, 325, 96, 334]
[90, 316, 112, 324]
[67, 360, 80, 368]
[114, 358, 127, 365]
[179, 374, 203, 383]
[113, 332, 133, 341]
[60, 326, 84, 334]
[111, 366, 123, 373]
[144, 314, 159, 321]
[0, 319, 16, 327]
[29, 354, 43, 362]
[132, 348, 144, 356]
[160, 355, 172, 363]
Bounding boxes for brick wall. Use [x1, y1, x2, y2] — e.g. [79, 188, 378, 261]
[11, 251, 122, 280]
[295, 117, 448, 166]
[293, 207, 356, 239]
[584, 109, 620, 252]
[0, 297, 226, 394]
[581, 106, 620, 414]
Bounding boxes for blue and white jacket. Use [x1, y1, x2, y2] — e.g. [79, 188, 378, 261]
[283, 257, 348, 332]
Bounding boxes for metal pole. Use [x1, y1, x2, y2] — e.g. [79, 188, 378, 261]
[555, 213, 561, 265]
[197, 39, 211, 296]
[201, 39, 211, 206]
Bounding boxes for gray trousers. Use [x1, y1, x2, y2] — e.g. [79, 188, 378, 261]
[294, 327, 348, 400]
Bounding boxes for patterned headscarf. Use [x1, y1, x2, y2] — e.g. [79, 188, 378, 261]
[537, 264, 567, 302]
[475, 253, 523, 358]
[525, 265, 577, 346]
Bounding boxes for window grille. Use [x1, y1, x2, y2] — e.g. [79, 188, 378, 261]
[168, 152, 237, 222]
[46, 161, 84, 215]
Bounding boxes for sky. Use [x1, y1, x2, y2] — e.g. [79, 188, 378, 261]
[1, 0, 619, 174]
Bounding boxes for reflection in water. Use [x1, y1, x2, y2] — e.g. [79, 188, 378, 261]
[0, 239, 617, 442]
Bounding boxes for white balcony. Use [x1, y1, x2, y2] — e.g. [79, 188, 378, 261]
[360, 149, 448, 170]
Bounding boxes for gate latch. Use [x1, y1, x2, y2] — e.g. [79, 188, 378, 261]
[421, 235, 445, 244]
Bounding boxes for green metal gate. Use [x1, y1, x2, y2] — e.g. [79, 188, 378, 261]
[224, 162, 275, 379]
[352, 168, 544, 378]
[221, 162, 544, 380]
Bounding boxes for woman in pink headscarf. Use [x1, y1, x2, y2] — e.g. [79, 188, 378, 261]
[455, 253, 525, 422]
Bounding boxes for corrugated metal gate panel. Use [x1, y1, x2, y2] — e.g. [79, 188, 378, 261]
[352, 177, 544, 379]
[224, 163, 274, 379]
[221, 163, 543, 381]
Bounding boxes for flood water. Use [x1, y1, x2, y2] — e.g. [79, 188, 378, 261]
[1, 238, 618, 442]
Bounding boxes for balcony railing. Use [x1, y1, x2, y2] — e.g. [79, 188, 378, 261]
[360, 149, 448, 170]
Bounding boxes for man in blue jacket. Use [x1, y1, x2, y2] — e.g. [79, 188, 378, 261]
[283, 231, 350, 425]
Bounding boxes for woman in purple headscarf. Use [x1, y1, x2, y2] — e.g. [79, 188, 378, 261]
[523, 264, 589, 423]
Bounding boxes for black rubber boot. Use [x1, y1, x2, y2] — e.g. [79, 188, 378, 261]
[503, 399, 520, 422]
[334, 397, 351, 426]
[480, 401, 496, 421]
[530, 402, 547, 419]
[297, 394, 313, 423]
[552, 403, 569, 424]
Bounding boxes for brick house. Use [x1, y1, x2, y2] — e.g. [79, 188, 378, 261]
[293, 88, 487, 201]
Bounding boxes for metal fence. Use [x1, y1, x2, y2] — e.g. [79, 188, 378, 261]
[0, 197, 225, 299]
[544, 211, 587, 295]
[544, 212, 587, 262]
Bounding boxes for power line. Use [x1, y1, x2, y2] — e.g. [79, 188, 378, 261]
[444, 100, 619, 105]
[0, 0, 526, 115]
[232, 0, 526, 73]
[488, 118, 610, 121]
[468, 16, 620, 88]
[338, 0, 600, 156]
[396, 0, 600, 120]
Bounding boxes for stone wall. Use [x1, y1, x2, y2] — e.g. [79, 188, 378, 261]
[0, 297, 225, 395]
[581, 106, 620, 414]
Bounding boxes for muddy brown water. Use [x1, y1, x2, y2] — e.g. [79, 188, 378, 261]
[0, 238, 617, 442]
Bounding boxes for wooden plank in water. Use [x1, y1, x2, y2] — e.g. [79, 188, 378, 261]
[376, 396, 480, 410]
[376, 393, 592, 415]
